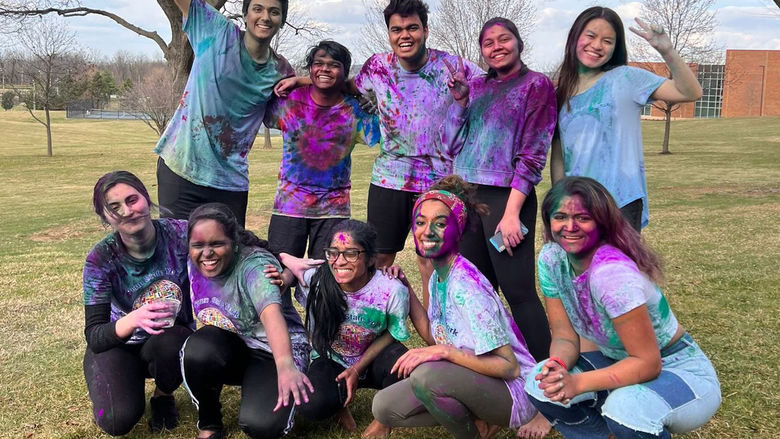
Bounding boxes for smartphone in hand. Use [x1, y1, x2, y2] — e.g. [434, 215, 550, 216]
[489, 222, 529, 253]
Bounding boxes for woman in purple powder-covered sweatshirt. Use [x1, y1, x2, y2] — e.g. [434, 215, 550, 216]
[441, 17, 557, 379]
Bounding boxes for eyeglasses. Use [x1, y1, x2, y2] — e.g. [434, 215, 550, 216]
[324, 248, 365, 262]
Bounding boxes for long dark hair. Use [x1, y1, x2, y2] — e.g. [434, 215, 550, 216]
[92, 170, 154, 224]
[541, 177, 663, 283]
[555, 7, 627, 112]
[187, 203, 269, 251]
[306, 219, 377, 358]
[479, 17, 527, 81]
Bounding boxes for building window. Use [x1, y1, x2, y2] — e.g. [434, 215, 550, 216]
[694, 64, 724, 118]
[641, 103, 653, 116]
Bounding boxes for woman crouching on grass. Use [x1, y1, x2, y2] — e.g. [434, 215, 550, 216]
[525, 177, 721, 438]
[180, 203, 312, 439]
[273, 219, 416, 437]
[83, 170, 194, 435]
[371, 175, 541, 439]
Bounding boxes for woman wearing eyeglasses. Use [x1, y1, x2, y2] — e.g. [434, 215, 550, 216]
[277, 219, 420, 437]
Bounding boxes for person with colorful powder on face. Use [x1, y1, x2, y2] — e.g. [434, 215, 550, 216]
[524, 176, 721, 439]
[550, 7, 702, 232]
[442, 17, 555, 375]
[276, 0, 482, 303]
[371, 175, 539, 439]
[269, 220, 419, 438]
[180, 203, 312, 439]
[154, 0, 295, 227]
[263, 41, 380, 262]
[82, 171, 194, 436]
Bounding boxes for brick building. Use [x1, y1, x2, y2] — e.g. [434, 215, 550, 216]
[631, 49, 779, 119]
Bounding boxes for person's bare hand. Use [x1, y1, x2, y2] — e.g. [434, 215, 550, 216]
[443, 57, 470, 106]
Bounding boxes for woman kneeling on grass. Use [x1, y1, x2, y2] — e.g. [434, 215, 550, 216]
[180, 203, 312, 439]
[83, 171, 194, 435]
[525, 177, 721, 438]
[372, 175, 541, 439]
[274, 219, 416, 437]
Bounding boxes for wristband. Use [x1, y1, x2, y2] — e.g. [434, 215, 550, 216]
[548, 356, 567, 370]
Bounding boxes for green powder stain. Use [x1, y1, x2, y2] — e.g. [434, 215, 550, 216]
[360, 307, 387, 326]
[657, 295, 671, 320]
[418, 71, 436, 85]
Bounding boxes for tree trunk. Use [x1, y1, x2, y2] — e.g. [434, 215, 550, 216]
[661, 105, 672, 155]
[263, 125, 272, 149]
[45, 107, 52, 156]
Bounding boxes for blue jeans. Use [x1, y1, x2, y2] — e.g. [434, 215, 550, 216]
[524, 334, 721, 438]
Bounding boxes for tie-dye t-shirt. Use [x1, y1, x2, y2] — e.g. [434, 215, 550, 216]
[537, 243, 679, 360]
[428, 255, 537, 428]
[297, 269, 410, 369]
[558, 66, 665, 228]
[263, 86, 380, 218]
[443, 69, 556, 195]
[354, 50, 481, 192]
[189, 247, 309, 370]
[153, 0, 295, 191]
[82, 219, 194, 344]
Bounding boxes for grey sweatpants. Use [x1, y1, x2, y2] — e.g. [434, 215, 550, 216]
[372, 360, 515, 439]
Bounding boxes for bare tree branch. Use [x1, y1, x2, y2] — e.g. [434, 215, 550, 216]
[0, 5, 169, 53]
[429, 0, 536, 67]
[633, 0, 720, 154]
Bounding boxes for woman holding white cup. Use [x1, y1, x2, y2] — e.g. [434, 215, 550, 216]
[82, 171, 194, 435]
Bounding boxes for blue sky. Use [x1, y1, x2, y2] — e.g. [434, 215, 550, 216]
[64, 0, 780, 69]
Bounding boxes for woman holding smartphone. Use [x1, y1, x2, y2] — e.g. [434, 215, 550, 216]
[442, 17, 557, 362]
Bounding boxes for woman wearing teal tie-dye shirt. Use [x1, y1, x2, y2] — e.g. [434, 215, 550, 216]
[155, 0, 294, 227]
[525, 177, 720, 439]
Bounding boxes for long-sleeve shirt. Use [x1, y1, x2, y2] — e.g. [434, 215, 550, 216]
[354, 49, 481, 192]
[442, 69, 556, 194]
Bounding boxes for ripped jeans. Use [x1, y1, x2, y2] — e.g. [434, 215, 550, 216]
[524, 333, 721, 439]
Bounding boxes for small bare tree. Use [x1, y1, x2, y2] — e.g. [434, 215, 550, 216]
[634, 0, 719, 154]
[357, 0, 391, 60]
[123, 65, 179, 136]
[429, 0, 536, 67]
[13, 15, 83, 156]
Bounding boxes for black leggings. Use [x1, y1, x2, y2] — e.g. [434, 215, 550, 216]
[181, 325, 294, 438]
[83, 325, 192, 436]
[298, 341, 408, 421]
[156, 157, 249, 227]
[459, 185, 551, 362]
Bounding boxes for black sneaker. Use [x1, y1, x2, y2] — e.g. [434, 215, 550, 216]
[149, 395, 179, 432]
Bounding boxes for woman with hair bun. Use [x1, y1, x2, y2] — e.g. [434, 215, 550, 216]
[372, 175, 540, 439]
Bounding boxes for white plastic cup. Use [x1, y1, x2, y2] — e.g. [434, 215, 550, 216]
[155, 297, 181, 328]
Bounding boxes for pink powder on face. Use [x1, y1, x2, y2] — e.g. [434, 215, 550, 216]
[334, 232, 349, 244]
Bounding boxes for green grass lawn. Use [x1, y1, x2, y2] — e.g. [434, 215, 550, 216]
[0, 110, 777, 439]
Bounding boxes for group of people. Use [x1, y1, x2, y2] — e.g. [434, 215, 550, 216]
[81, 0, 722, 439]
